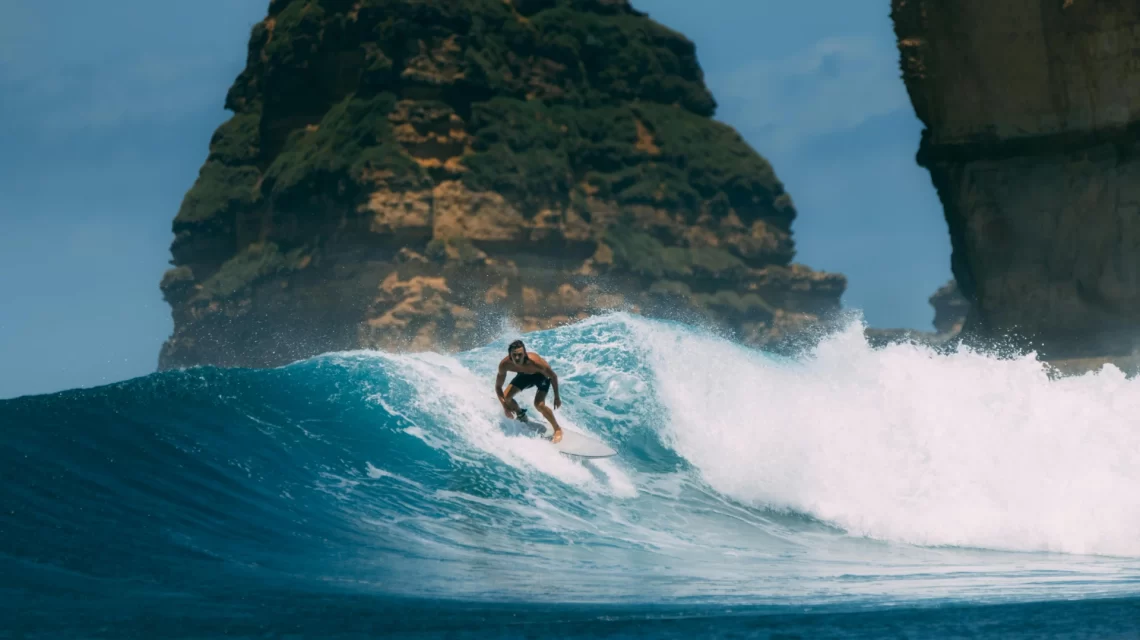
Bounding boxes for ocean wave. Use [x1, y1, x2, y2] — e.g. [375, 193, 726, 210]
[4, 313, 1140, 608]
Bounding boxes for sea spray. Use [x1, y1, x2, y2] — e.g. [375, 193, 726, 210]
[635, 315, 1140, 556]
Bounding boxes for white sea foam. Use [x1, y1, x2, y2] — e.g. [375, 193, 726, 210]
[631, 315, 1140, 557]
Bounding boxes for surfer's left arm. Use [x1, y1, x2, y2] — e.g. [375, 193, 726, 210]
[542, 362, 561, 410]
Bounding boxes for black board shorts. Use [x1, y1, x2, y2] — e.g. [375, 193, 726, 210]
[509, 372, 551, 393]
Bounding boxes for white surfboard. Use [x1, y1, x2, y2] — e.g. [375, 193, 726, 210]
[503, 413, 617, 459]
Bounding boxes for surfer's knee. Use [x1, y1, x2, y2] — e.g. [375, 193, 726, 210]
[534, 399, 548, 412]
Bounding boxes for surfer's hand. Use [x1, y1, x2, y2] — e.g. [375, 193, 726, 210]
[552, 428, 563, 444]
[553, 396, 562, 410]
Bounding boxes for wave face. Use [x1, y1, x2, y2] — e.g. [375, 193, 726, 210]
[6, 313, 1140, 628]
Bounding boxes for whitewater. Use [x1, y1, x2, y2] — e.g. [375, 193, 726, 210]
[6, 313, 1140, 637]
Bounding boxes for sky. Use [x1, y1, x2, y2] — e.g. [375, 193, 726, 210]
[0, 0, 951, 399]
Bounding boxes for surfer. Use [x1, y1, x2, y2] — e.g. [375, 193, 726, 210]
[495, 339, 563, 443]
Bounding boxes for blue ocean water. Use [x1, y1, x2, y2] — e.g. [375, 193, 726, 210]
[5, 314, 1140, 638]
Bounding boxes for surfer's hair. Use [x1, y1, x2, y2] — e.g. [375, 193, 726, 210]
[508, 340, 525, 352]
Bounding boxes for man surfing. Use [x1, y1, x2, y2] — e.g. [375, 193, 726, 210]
[495, 339, 564, 443]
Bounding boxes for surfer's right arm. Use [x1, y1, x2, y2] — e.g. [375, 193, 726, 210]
[495, 359, 512, 416]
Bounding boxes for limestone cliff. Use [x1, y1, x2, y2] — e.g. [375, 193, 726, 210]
[892, 0, 1140, 360]
[159, 0, 845, 369]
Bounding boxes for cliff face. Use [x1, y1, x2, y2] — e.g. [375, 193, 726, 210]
[930, 279, 967, 335]
[892, 0, 1140, 359]
[160, 0, 845, 369]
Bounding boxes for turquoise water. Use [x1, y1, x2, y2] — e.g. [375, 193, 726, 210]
[5, 314, 1140, 638]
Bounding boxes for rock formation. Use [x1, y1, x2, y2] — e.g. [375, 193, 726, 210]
[864, 279, 967, 348]
[892, 0, 1140, 360]
[929, 279, 968, 335]
[159, 0, 845, 369]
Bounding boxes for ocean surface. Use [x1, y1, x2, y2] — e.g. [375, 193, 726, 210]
[5, 313, 1140, 639]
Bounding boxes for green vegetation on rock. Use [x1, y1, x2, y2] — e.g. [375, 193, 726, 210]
[633, 103, 789, 223]
[159, 265, 195, 293]
[605, 225, 745, 279]
[198, 0, 788, 225]
[264, 0, 329, 68]
[196, 242, 310, 300]
[176, 162, 261, 225]
[464, 99, 787, 221]
[523, 5, 716, 113]
[688, 245, 748, 278]
[262, 92, 428, 201]
[605, 225, 688, 278]
[207, 112, 262, 166]
[694, 290, 774, 319]
[463, 99, 577, 211]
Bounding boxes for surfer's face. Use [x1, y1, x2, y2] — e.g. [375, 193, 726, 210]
[510, 348, 525, 364]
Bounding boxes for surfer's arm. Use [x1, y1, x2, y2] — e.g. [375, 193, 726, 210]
[494, 361, 508, 401]
[541, 363, 561, 409]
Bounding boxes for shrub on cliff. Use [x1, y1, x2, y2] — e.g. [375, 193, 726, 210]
[197, 243, 310, 300]
[263, 93, 429, 205]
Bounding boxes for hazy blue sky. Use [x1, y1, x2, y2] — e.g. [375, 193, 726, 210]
[0, 0, 950, 399]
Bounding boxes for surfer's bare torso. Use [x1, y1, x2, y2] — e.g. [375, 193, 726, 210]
[495, 340, 563, 442]
[498, 353, 552, 377]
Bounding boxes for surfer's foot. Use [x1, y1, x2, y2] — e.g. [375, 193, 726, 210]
[516, 408, 528, 422]
[551, 428, 562, 443]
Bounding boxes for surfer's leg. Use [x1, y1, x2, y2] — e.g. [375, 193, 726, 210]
[502, 385, 522, 417]
[533, 388, 561, 431]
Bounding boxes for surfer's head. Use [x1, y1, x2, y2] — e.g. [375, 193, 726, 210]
[508, 339, 527, 364]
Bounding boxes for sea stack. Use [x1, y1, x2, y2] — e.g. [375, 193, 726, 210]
[159, 0, 845, 369]
[892, 0, 1140, 361]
